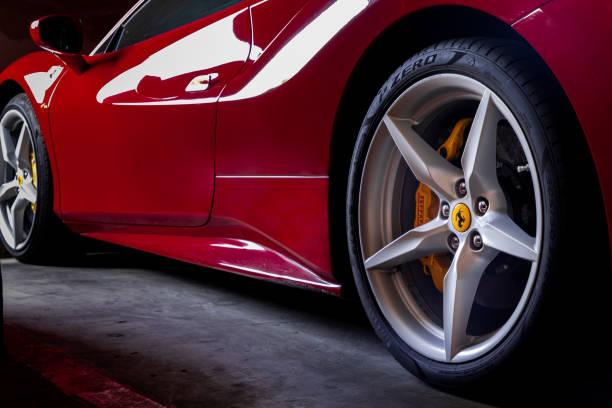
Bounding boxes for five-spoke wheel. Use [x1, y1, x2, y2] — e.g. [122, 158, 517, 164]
[0, 109, 38, 250]
[343, 38, 588, 386]
[358, 74, 542, 363]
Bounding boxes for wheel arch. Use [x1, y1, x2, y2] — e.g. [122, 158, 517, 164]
[0, 80, 26, 115]
[328, 5, 610, 295]
[0, 64, 64, 219]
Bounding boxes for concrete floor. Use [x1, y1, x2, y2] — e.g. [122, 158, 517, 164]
[0, 252, 610, 407]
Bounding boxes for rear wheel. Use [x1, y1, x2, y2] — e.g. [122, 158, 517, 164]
[347, 38, 603, 386]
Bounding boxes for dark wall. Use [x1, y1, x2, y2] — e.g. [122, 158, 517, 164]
[0, 1, 132, 71]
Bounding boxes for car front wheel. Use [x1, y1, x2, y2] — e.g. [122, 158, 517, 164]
[346, 37, 607, 387]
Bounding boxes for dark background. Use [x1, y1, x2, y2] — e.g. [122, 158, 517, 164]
[0, 1, 133, 71]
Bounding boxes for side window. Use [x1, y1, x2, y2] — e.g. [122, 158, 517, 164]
[115, 0, 244, 50]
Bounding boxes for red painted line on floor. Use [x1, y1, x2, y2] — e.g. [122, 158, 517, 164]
[4, 324, 165, 408]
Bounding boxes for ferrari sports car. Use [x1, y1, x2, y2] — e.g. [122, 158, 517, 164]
[0, 0, 610, 387]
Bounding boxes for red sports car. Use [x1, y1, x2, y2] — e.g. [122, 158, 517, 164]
[0, 0, 609, 387]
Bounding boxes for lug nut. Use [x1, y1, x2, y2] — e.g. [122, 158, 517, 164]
[476, 198, 489, 215]
[441, 202, 450, 219]
[456, 179, 467, 197]
[472, 233, 483, 250]
[449, 234, 460, 251]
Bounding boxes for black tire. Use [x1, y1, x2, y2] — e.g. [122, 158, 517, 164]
[346, 37, 609, 389]
[0, 94, 75, 263]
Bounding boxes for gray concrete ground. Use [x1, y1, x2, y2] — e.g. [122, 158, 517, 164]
[1, 252, 610, 407]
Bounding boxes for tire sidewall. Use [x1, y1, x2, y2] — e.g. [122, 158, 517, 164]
[346, 43, 561, 386]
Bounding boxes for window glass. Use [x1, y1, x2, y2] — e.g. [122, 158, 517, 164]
[116, 0, 244, 49]
[94, 33, 115, 55]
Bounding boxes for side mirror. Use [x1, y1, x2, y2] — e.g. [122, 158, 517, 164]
[30, 15, 87, 73]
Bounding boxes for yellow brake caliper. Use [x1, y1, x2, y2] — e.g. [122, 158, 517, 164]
[414, 119, 471, 292]
[30, 151, 37, 213]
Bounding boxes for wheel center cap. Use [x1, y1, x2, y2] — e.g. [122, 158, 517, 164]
[451, 203, 471, 232]
[17, 173, 23, 186]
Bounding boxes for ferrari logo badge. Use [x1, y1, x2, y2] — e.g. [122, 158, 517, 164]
[452, 203, 471, 232]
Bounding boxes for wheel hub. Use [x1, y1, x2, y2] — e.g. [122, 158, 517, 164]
[451, 203, 471, 233]
[413, 119, 471, 292]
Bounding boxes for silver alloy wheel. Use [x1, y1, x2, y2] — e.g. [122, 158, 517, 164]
[0, 109, 38, 250]
[358, 74, 543, 363]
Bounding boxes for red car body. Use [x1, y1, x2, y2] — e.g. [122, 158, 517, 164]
[0, 0, 609, 295]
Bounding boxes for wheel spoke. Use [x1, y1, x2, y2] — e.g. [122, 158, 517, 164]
[480, 213, 537, 261]
[383, 115, 463, 201]
[0, 120, 18, 170]
[15, 123, 31, 169]
[0, 180, 19, 202]
[365, 218, 449, 270]
[20, 181, 37, 204]
[461, 91, 506, 209]
[443, 242, 497, 361]
[10, 193, 28, 245]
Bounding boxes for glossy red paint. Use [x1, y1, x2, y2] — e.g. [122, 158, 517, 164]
[249, 0, 309, 55]
[0, 51, 67, 215]
[51, 1, 251, 227]
[213, 177, 333, 279]
[68, 216, 341, 294]
[511, 0, 612, 251]
[217, 0, 549, 176]
[29, 15, 88, 73]
[0, 0, 610, 294]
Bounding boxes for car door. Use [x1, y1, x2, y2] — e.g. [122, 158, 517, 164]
[49, 0, 252, 226]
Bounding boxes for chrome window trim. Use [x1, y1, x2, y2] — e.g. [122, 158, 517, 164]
[89, 0, 147, 56]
